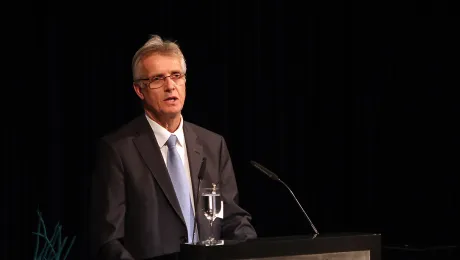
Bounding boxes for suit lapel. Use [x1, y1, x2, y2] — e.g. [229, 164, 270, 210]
[132, 117, 185, 225]
[184, 123, 204, 200]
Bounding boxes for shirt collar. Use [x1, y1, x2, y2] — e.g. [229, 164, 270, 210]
[145, 114, 185, 148]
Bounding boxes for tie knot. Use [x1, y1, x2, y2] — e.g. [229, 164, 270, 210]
[166, 134, 177, 148]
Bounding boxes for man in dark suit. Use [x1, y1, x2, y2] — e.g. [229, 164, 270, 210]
[90, 35, 257, 259]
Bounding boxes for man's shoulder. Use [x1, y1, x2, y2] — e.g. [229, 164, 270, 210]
[184, 121, 224, 141]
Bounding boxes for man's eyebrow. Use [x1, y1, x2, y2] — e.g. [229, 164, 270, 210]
[148, 73, 165, 78]
[148, 71, 182, 78]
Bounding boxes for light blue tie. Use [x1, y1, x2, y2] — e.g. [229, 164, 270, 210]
[166, 135, 195, 243]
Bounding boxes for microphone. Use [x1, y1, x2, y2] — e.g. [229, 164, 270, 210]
[250, 160, 319, 235]
[192, 157, 206, 244]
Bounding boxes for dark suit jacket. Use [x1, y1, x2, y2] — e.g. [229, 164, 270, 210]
[90, 115, 257, 259]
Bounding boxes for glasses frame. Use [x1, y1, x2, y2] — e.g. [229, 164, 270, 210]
[134, 72, 186, 89]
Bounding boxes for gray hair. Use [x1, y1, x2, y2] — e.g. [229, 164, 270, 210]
[131, 35, 187, 80]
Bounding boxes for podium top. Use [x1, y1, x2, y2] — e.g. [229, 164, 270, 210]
[180, 232, 381, 260]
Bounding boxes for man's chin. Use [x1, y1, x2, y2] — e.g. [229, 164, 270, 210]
[163, 111, 182, 119]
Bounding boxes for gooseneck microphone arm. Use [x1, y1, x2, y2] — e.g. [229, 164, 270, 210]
[277, 178, 319, 235]
[250, 160, 319, 235]
[192, 157, 207, 244]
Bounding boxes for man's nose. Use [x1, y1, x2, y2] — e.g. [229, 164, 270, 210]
[163, 77, 175, 90]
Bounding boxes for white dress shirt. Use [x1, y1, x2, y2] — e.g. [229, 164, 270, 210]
[145, 114, 197, 216]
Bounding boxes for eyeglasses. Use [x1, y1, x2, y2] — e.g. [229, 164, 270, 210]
[134, 72, 186, 89]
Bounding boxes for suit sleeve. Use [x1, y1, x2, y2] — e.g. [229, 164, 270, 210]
[90, 139, 135, 260]
[218, 136, 258, 240]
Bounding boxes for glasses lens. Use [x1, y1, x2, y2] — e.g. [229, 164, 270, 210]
[147, 73, 185, 89]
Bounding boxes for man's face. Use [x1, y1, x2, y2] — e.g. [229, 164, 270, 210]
[134, 54, 186, 120]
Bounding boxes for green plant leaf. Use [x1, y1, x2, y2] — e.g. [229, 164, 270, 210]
[33, 209, 75, 260]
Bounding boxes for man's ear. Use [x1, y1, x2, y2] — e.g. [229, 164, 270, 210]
[133, 83, 145, 100]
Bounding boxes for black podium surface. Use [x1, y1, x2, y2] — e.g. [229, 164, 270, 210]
[179, 233, 381, 260]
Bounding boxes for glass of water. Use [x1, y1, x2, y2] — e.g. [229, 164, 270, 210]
[200, 184, 223, 246]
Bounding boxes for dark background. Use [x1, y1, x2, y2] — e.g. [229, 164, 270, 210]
[2, 1, 459, 259]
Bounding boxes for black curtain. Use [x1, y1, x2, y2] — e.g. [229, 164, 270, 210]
[3, 2, 459, 259]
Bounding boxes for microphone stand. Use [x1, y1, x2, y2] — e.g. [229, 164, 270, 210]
[192, 158, 206, 244]
[250, 160, 319, 235]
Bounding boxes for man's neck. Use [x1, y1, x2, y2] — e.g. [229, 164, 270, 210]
[146, 111, 181, 133]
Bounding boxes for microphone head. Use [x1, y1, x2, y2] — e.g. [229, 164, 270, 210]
[250, 160, 280, 181]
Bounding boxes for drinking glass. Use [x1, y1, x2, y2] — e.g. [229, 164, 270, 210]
[199, 184, 223, 246]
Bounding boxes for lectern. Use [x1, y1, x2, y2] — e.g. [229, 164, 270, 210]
[179, 233, 381, 259]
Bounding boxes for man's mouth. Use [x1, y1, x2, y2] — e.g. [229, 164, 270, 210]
[164, 97, 178, 101]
